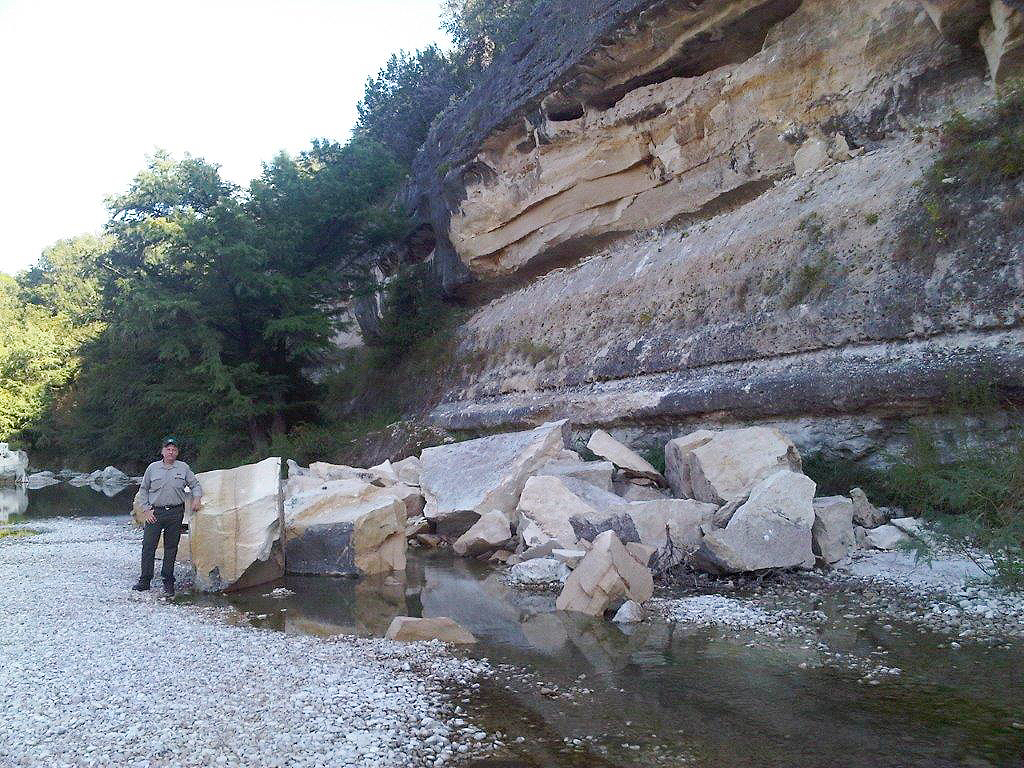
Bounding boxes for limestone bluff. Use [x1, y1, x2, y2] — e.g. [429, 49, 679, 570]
[350, 0, 1024, 464]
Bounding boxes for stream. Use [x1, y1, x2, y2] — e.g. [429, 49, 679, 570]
[11, 485, 1024, 768]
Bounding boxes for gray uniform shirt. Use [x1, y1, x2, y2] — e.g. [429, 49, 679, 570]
[139, 460, 203, 509]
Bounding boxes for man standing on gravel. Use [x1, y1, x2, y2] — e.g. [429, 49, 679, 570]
[132, 437, 202, 597]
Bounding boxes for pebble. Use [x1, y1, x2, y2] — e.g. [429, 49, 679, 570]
[0, 519, 493, 767]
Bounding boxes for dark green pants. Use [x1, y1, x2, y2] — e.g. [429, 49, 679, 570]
[140, 505, 184, 584]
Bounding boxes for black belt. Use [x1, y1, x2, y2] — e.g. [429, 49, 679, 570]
[154, 504, 184, 511]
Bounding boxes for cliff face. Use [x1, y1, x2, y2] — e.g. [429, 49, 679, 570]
[399, 0, 1024, 461]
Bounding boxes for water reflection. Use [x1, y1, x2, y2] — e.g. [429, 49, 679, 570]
[23, 482, 134, 519]
[0, 485, 29, 523]
[204, 550, 1024, 768]
[19, 484, 1024, 768]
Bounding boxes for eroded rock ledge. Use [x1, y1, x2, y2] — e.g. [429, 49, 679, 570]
[395, 0, 1024, 460]
[409, 0, 1022, 291]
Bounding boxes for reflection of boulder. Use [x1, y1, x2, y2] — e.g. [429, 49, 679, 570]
[385, 616, 477, 643]
[275, 575, 408, 637]
[0, 486, 29, 523]
[0, 443, 28, 485]
[520, 612, 569, 654]
[420, 558, 529, 646]
[26, 471, 59, 489]
[190, 457, 284, 592]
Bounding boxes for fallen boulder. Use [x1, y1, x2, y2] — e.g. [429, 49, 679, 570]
[391, 456, 422, 486]
[385, 616, 477, 644]
[452, 511, 512, 557]
[811, 496, 856, 565]
[695, 469, 816, 574]
[612, 600, 646, 624]
[555, 531, 653, 617]
[516, 475, 715, 564]
[850, 487, 888, 528]
[612, 479, 668, 501]
[419, 420, 570, 537]
[536, 459, 615, 492]
[586, 430, 664, 484]
[190, 457, 284, 592]
[308, 461, 391, 487]
[283, 480, 406, 577]
[864, 524, 912, 550]
[664, 427, 802, 504]
[551, 548, 587, 568]
[509, 557, 571, 585]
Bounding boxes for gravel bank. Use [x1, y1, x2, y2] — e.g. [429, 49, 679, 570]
[0, 518, 491, 768]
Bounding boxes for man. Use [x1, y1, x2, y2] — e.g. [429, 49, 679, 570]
[132, 437, 202, 596]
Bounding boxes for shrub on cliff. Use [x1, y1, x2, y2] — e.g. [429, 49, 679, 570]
[897, 81, 1024, 265]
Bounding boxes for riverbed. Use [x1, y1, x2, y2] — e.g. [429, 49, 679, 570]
[3, 487, 1023, 767]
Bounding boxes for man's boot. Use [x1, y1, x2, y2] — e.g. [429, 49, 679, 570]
[162, 580, 175, 597]
[131, 579, 150, 591]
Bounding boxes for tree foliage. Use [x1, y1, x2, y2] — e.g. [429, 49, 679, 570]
[20, 138, 406, 469]
[356, 47, 466, 165]
[0, 236, 107, 445]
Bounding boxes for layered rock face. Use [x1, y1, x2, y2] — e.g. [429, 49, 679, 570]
[403, 0, 1024, 462]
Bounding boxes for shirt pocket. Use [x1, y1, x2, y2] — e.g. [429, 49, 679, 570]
[150, 477, 166, 492]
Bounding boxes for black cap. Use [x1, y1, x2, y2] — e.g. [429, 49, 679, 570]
[162, 436, 179, 447]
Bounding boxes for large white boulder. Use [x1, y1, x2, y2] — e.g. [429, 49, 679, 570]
[811, 496, 856, 565]
[283, 479, 406, 577]
[664, 427, 802, 504]
[419, 420, 570, 537]
[536, 459, 615, 492]
[586, 430, 664, 484]
[555, 531, 653, 617]
[695, 469, 816, 574]
[516, 475, 715, 564]
[0, 444, 29, 485]
[509, 557, 571, 585]
[864, 524, 912, 550]
[452, 511, 512, 557]
[190, 457, 284, 592]
[850, 487, 888, 528]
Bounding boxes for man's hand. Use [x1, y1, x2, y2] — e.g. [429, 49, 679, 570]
[191, 498, 202, 513]
[142, 507, 156, 524]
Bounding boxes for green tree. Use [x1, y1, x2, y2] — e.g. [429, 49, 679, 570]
[42, 141, 407, 468]
[441, 0, 542, 75]
[356, 46, 465, 165]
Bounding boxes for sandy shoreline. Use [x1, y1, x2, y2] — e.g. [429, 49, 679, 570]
[0, 518, 491, 768]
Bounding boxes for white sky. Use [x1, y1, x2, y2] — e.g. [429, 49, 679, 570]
[0, 0, 448, 276]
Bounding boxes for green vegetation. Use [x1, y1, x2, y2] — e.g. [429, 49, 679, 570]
[896, 81, 1024, 264]
[782, 256, 832, 309]
[0, 527, 37, 540]
[804, 378, 1024, 590]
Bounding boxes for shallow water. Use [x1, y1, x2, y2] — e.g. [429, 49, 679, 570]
[20, 488, 1024, 767]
